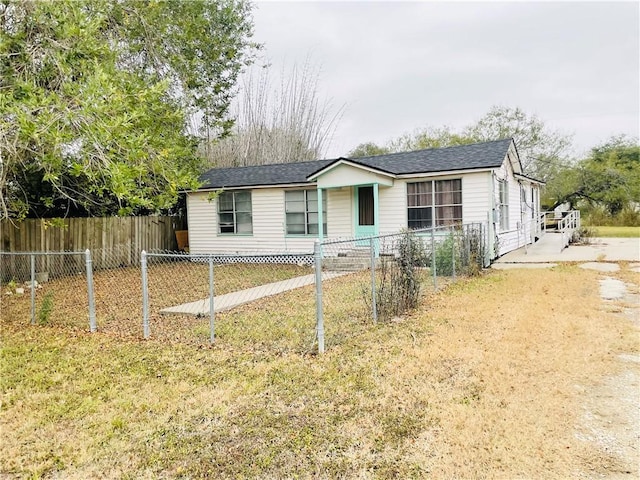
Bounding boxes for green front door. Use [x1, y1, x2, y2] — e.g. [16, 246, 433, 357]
[355, 185, 376, 240]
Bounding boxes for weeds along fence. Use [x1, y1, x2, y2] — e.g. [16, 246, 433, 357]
[2, 223, 488, 352]
[316, 223, 488, 352]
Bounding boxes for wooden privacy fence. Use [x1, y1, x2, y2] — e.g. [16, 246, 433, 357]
[0, 216, 186, 270]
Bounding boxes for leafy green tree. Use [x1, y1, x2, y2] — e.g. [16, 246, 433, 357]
[549, 136, 639, 215]
[346, 106, 573, 180]
[388, 126, 476, 152]
[347, 142, 391, 158]
[0, 0, 257, 219]
[464, 106, 573, 180]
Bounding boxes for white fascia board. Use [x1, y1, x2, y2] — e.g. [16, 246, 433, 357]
[189, 182, 314, 194]
[506, 140, 524, 174]
[307, 159, 395, 181]
[514, 173, 545, 185]
[396, 168, 493, 179]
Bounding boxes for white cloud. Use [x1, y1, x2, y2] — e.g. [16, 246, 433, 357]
[252, 1, 640, 158]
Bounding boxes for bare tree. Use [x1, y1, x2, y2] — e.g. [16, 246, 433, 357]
[203, 60, 343, 167]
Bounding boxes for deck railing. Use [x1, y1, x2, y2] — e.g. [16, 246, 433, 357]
[559, 210, 581, 250]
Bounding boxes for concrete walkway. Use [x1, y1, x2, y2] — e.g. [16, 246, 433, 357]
[493, 233, 639, 269]
[160, 272, 346, 316]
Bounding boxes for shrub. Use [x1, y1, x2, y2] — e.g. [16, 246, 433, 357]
[571, 226, 596, 244]
[583, 204, 640, 227]
[618, 206, 640, 227]
[434, 234, 456, 276]
[431, 226, 485, 277]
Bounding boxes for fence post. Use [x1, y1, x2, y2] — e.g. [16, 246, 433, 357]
[141, 250, 150, 339]
[370, 237, 378, 324]
[209, 255, 215, 344]
[30, 254, 36, 325]
[85, 249, 97, 333]
[465, 226, 471, 273]
[431, 227, 437, 290]
[314, 241, 325, 354]
[451, 226, 456, 280]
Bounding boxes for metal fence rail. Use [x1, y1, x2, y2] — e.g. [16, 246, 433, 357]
[140, 250, 319, 346]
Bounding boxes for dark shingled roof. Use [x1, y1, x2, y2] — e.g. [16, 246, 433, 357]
[197, 138, 514, 190]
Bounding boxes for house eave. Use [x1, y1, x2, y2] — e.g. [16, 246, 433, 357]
[396, 167, 496, 179]
[514, 173, 545, 185]
[188, 181, 314, 193]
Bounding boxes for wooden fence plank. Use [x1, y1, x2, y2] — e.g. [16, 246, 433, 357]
[0, 215, 184, 270]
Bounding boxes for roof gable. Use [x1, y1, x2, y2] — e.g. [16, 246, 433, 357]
[307, 159, 395, 181]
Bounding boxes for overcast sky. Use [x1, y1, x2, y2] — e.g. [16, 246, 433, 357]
[249, 0, 639, 159]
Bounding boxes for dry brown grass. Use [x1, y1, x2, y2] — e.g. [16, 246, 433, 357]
[1, 262, 312, 338]
[1, 265, 638, 478]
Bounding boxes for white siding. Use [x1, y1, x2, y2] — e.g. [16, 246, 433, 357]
[378, 181, 407, 234]
[326, 187, 352, 238]
[461, 172, 492, 225]
[316, 163, 393, 189]
[187, 159, 534, 258]
[187, 192, 217, 253]
[188, 188, 350, 254]
[379, 173, 492, 234]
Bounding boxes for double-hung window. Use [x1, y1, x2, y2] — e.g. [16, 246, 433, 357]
[407, 179, 462, 229]
[498, 180, 509, 231]
[285, 189, 327, 235]
[218, 190, 252, 234]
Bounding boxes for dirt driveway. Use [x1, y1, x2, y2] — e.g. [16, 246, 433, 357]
[575, 266, 640, 478]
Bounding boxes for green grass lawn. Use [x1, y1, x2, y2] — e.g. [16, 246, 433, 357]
[589, 225, 640, 238]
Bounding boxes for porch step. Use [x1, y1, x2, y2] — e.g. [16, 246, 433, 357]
[323, 257, 374, 272]
[337, 248, 371, 258]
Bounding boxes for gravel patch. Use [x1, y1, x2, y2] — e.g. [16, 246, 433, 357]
[599, 277, 628, 300]
[576, 274, 640, 478]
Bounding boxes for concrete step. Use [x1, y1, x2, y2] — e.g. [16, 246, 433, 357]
[323, 257, 373, 272]
[336, 248, 371, 258]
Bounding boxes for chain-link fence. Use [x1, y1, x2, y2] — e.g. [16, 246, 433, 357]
[315, 223, 488, 352]
[1, 247, 146, 336]
[141, 251, 319, 349]
[1, 251, 95, 331]
[2, 223, 488, 352]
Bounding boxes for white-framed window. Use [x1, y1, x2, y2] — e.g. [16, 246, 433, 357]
[285, 189, 327, 235]
[498, 180, 509, 231]
[218, 190, 252, 234]
[407, 179, 462, 229]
